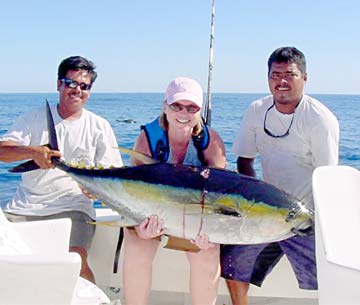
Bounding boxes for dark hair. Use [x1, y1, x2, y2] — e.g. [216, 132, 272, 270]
[57, 56, 97, 83]
[267, 47, 306, 74]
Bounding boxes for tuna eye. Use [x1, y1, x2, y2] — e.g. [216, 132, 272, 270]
[285, 208, 300, 222]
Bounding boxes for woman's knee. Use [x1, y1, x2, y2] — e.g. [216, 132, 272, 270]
[187, 245, 220, 276]
[123, 228, 160, 265]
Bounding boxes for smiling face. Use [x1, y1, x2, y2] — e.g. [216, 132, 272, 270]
[268, 62, 307, 112]
[164, 99, 201, 133]
[57, 70, 92, 119]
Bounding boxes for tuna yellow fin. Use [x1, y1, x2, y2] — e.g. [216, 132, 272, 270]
[87, 217, 137, 228]
[87, 221, 123, 227]
[163, 236, 200, 253]
[117, 147, 158, 165]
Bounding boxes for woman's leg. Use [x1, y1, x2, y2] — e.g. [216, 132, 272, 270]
[186, 244, 220, 305]
[123, 228, 160, 305]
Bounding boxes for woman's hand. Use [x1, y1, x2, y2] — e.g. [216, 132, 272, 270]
[190, 234, 216, 250]
[135, 215, 164, 239]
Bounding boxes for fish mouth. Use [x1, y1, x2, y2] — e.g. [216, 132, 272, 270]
[291, 219, 314, 237]
[286, 205, 314, 236]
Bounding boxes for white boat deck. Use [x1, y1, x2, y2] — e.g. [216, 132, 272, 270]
[102, 288, 317, 305]
[149, 294, 317, 305]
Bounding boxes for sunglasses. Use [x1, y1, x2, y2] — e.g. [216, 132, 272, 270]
[60, 78, 92, 91]
[168, 102, 200, 113]
[269, 71, 301, 81]
[263, 103, 295, 138]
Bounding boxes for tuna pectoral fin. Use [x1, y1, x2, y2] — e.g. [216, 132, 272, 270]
[117, 147, 158, 165]
[88, 215, 138, 228]
[163, 236, 200, 253]
[9, 160, 40, 173]
[215, 206, 242, 217]
[87, 221, 122, 227]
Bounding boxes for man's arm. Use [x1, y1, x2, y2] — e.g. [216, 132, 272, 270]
[310, 117, 339, 167]
[237, 156, 256, 178]
[0, 140, 61, 169]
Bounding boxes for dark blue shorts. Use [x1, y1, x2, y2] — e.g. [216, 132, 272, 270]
[220, 234, 317, 290]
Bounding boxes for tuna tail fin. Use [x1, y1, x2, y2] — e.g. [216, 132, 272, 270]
[117, 147, 158, 165]
[8, 160, 40, 173]
[9, 100, 59, 173]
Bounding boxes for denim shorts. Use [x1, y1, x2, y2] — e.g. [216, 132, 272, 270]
[220, 233, 318, 290]
[6, 211, 95, 250]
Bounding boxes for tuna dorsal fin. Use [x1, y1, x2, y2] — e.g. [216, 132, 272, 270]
[117, 147, 158, 165]
[46, 100, 59, 151]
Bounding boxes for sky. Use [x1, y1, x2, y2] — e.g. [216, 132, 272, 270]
[1, 1, 359, 94]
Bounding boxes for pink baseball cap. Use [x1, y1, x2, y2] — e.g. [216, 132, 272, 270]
[165, 77, 203, 108]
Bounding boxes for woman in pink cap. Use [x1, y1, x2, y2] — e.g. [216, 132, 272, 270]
[123, 77, 226, 305]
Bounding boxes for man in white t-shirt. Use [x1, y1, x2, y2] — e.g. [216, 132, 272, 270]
[0, 56, 123, 283]
[220, 47, 339, 305]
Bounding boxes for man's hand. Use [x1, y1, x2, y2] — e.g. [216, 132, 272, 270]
[31, 146, 61, 169]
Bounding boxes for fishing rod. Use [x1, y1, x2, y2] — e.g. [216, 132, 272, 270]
[204, 0, 215, 126]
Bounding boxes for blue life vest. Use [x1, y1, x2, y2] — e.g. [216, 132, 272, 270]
[141, 117, 210, 165]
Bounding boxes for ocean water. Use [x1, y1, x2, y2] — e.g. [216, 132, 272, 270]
[0, 93, 359, 206]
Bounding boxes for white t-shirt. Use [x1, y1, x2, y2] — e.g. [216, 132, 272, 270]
[232, 94, 339, 208]
[1, 104, 123, 219]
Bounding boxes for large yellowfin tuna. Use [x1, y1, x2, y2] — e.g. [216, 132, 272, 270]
[10, 102, 313, 244]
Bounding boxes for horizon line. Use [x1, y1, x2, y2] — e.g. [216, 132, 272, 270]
[1, 91, 360, 96]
